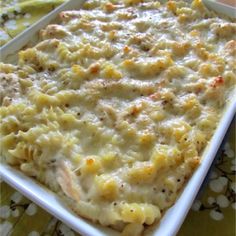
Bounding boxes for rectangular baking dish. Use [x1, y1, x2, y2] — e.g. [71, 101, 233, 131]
[0, 1, 235, 235]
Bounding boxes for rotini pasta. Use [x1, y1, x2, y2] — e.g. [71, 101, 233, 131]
[0, 0, 235, 235]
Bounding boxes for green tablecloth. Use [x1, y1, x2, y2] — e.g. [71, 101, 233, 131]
[0, 1, 235, 235]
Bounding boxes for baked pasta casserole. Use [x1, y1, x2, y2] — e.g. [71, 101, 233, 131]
[0, 0, 235, 235]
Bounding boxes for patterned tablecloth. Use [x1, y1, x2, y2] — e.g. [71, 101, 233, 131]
[0, 1, 235, 236]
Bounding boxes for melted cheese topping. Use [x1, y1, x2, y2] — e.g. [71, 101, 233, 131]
[0, 0, 236, 235]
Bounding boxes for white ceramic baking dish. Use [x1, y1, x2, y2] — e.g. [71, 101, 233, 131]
[0, 1, 235, 235]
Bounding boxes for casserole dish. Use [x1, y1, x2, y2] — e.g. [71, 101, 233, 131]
[0, 0, 235, 235]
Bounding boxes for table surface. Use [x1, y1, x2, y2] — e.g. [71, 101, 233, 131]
[0, 1, 235, 236]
